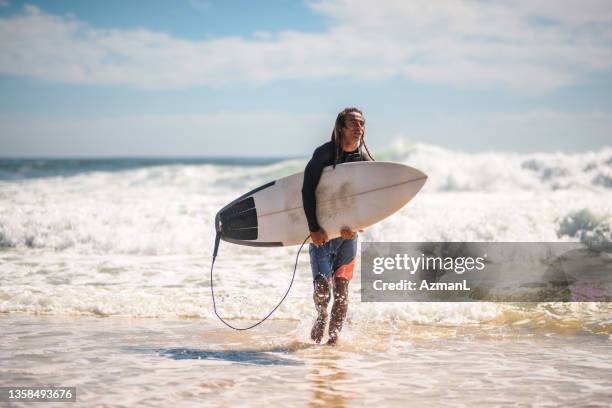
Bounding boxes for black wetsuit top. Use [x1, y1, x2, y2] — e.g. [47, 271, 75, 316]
[301, 141, 372, 232]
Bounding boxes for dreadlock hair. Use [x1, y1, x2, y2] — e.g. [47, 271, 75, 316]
[330, 107, 375, 168]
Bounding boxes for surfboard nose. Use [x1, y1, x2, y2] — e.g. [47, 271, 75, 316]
[412, 168, 428, 188]
[398, 163, 427, 187]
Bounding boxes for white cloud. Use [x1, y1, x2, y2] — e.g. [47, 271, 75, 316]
[0, 1, 611, 92]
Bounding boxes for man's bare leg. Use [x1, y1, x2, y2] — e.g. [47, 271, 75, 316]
[311, 275, 330, 343]
[327, 277, 349, 345]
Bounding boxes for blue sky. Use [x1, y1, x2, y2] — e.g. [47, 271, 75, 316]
[1, 0, 611, 157]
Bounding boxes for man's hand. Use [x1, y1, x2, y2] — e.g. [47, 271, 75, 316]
[310, 229, 329, 247]
[340, 227, 358, 240]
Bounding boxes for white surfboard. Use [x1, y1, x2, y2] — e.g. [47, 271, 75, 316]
[215, 161, 427, 247]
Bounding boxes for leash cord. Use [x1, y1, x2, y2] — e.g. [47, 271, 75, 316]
[210, 234, 310, 331]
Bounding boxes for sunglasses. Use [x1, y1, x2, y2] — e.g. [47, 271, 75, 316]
[345, 118, 365, 128]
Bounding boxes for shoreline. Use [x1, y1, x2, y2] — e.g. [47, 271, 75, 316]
[2, 313, 611, 407]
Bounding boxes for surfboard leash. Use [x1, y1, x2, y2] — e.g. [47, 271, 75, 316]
[209, 234, 310, 331]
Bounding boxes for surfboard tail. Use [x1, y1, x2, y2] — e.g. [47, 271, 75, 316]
[215, 197, 258, 241]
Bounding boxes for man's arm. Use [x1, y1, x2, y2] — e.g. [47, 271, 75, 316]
[302, 147, 327, 233]
[302, 143, 335, 243]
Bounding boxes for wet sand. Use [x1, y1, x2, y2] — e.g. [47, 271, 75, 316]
[1, 313, 610, 407]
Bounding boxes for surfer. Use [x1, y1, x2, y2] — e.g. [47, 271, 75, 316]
[302, 107, 374, 345]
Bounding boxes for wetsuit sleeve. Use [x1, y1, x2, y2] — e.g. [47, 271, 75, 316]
[302, 145, 332, 232]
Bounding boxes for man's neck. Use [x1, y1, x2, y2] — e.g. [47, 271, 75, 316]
[341, 143, 359, 153]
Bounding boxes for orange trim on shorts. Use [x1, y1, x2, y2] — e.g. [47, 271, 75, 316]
[334, 257, 356, 281]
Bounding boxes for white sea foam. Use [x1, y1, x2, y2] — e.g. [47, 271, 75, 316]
[1, 144, 611, 327]
[380, 142, 612, 192]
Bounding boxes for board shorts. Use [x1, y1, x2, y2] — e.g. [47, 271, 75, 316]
[309, 235, 358, 281]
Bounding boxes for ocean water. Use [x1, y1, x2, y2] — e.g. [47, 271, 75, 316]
[1, 143, 611, 406]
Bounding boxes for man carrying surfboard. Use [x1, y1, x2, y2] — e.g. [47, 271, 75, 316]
[302, 107, 374, 345]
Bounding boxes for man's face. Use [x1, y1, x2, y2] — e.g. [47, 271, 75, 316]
[341, 112, 365, 148]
